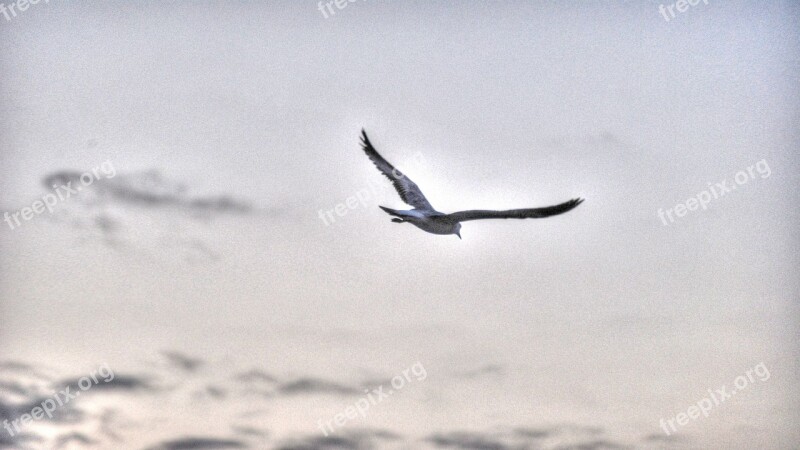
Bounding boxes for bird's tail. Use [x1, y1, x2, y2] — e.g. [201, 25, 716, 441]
[379, 206, 406, 223]
[379, 205, 401, 216]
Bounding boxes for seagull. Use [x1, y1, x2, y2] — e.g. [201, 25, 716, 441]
[360, 129, 583, 239]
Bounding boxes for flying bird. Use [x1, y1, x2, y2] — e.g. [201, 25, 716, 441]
[360, 129, 583, 239]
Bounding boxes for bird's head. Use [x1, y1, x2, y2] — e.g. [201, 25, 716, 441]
[454, 223, 462, 240]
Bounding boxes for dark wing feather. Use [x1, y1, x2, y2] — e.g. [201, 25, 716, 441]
[360, 130, 434, 211]
[445, 198, 584, 222]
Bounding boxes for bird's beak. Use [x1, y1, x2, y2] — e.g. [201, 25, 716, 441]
[456, 231, 462, 240]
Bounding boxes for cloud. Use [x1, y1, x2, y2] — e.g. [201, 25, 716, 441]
[0, 364, 89, 427]
[552, 440, 630, 450]
[17, 397, 86, 425]
[230, 426, 269, 438]
[425, 426, 630, 450]
[143, 436, 249, 450]
[161, 352, 204, 373]
[456, 364, 505, 379]
[276, 435, 363, 450]
[275, 429, 400, 450]
[511, 427, 552, 439]
[0, 360, 642, 450]
[59, 374, 154, 393]
[42, 169, 253, 216]
[193, 385, 227, 400]
[0, 430, 43, 449]
[98, 408, 126, 443]
[642, 432, 684, 446]
[426, 432, 509, 450]
[277, 378, 362, 396]
[53, 432, 97, 449]
[0, 361, 54, 382]
[234, 369, 277, 384]
[37, 168, 258, 261]
[0, 381, 33, 397]
[0, 362, 38, 372]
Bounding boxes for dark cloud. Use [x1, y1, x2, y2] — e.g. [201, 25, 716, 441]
[276, 429, 400, 450]
[94, 213, 120, 233]
[60, 374, 153, 393]
[53, 432, 97, 448]
[230, 369, 277, 398]
[0, 361, 53, 381]
[426, 431, 509, 450]
[512, 427, 552, 439]
[188, 196, 251, 214]
[194, 385, 227, 400]
[230, 426, 268, 438]
[0, 432, 14, 448]
[0, 381, 33, 397]
[161, 352, 204, 373]
[0, 360, 633, 450]
[143, 437, 248, 450]
[41, 171, 85, 191]
[642, 432, 684, 446]
[23, 397, 86, 425]
[37, 168, 257, 261]
[277, 378, 362, 396]
[276, 435, 363, 450]
[552, 440, 630, 450]
[0, 394, 85, 427]
[95, 375, 153, 392]
[426, 426, 626, 450]
[41, 169, 252, 216]
[0, 430, 43, 449]
[0, 362, 36, 372]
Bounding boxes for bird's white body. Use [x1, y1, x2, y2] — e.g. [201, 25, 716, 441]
[381, 208, 457, 235]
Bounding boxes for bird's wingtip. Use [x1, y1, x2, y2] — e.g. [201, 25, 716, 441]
[360, 129, 371, 148]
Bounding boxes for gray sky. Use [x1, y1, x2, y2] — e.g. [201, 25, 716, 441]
[1, 1, 798, 449]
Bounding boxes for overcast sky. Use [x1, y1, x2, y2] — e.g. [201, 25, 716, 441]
[1, 1, 798, 449]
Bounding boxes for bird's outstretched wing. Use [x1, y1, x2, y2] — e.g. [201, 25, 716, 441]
[444, 198, 584, 222]
[360, 129, 434, 211]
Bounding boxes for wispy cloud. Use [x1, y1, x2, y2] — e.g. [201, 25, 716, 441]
[31, 168, 262, 261]
[143, 436, 249, 450]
